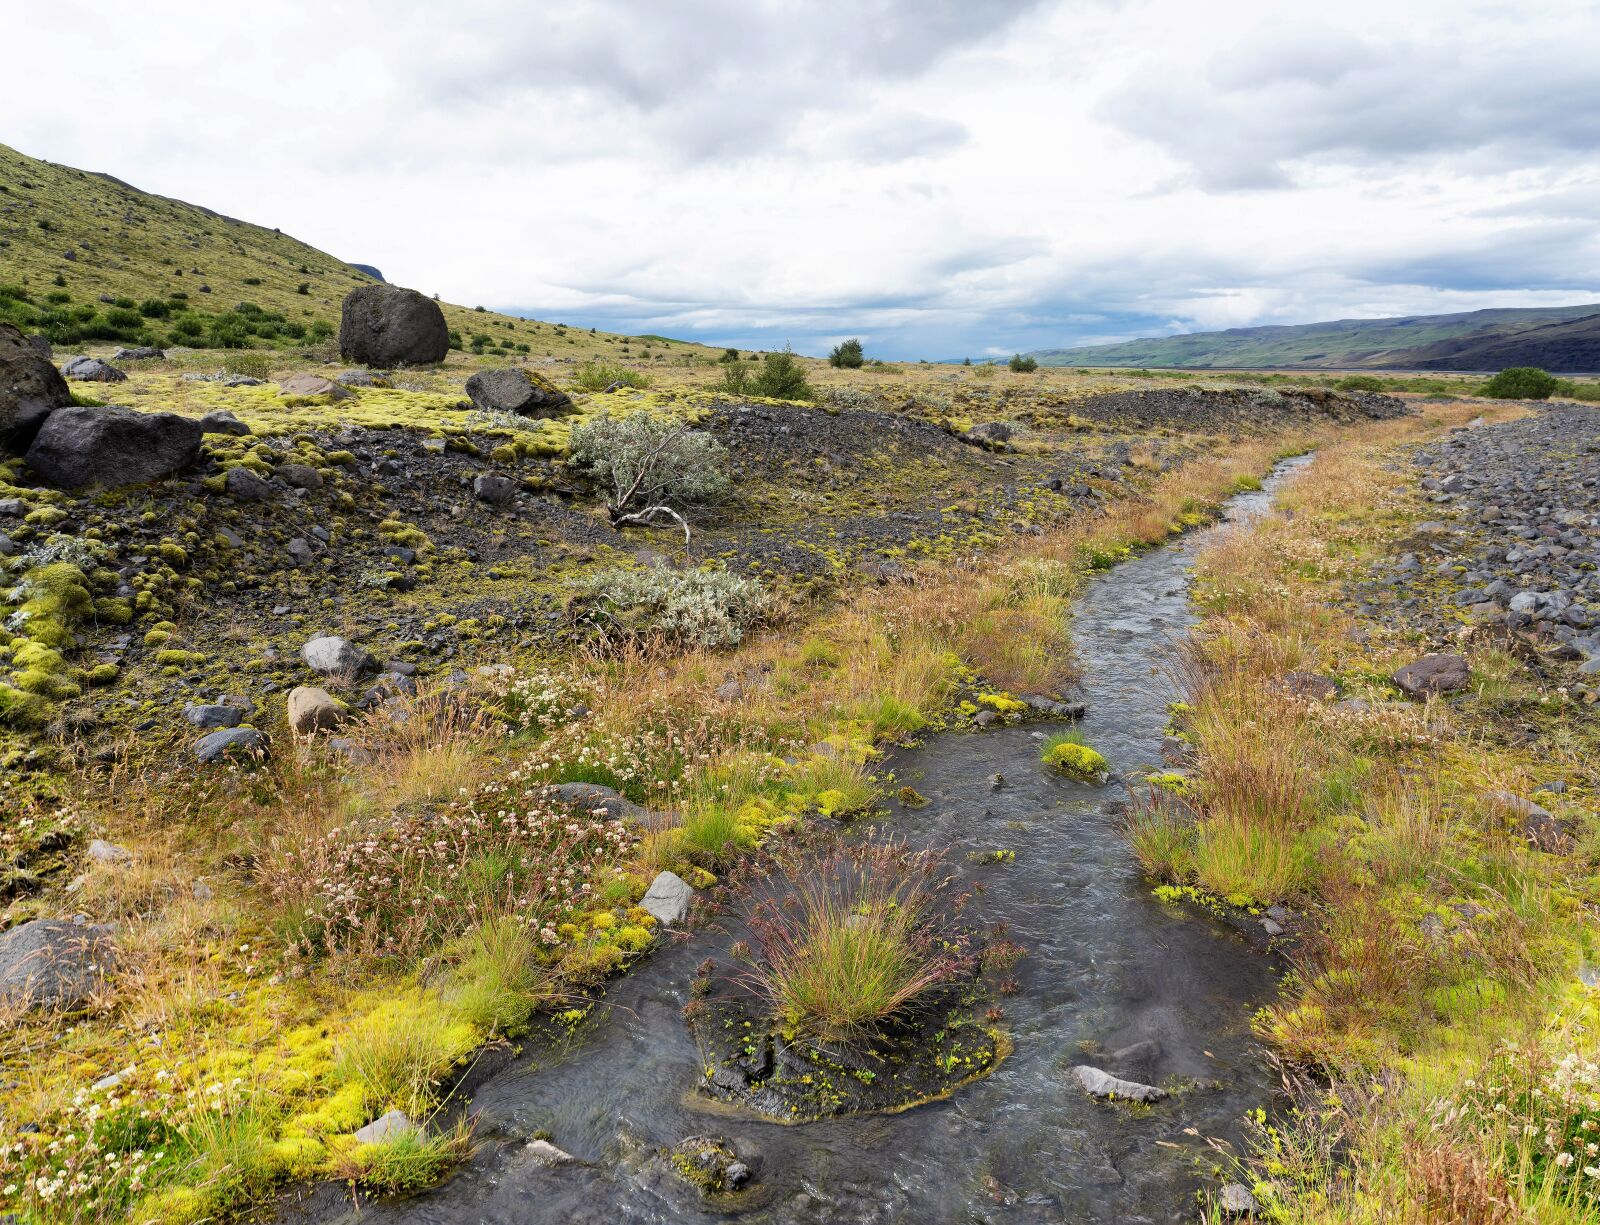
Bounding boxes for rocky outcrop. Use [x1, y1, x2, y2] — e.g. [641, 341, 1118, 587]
[0, 321, 73, 449]
[26, 405, 202, 490]
[339, 285, 449, 366]
[464, 367, 573, 418]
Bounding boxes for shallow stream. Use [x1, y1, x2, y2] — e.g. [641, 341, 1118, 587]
[292, 456, 1311, 1225]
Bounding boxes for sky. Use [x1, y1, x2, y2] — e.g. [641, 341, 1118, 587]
[6, 0, 1600, 359]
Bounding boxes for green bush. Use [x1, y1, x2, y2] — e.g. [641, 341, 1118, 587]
[1009, 353, 1039, 373]
[574, 361, 651, 391]
[720, 346, 815, 400]
[828, 338, 864, 369]
[1481, 366, 1557, 400]
[1334, 375, 1387, 392]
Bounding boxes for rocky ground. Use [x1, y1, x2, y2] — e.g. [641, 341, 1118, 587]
[1345, 402, 1600, 701]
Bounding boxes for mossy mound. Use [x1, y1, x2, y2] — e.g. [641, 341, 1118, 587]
[1041, 739, 1108, 782]
[690, 992, 1004, 1122]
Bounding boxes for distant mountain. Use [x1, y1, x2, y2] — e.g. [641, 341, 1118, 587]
[1028, 304, 1600, 372]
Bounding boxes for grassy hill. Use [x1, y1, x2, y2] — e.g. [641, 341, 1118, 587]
[1028, 304, 1600, 371]
[0, 141, 708, 363]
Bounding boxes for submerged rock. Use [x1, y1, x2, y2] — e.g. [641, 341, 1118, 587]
[667, 1135, 756, 1195]
[526, 1138, 576, 1166]
[1070, 1064, 1168, 1104]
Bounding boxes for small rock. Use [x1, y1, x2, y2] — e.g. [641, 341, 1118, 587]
[641, 870, 694, 926]
[287, 686, 347, 734]
[183, 703, 244, 729]
[86, 839, 132, 866]
[301, 636, 375, 677]
[473, 474, 517, 505]
[526, 1138, 575, 1165]
[199, 408, 252, 436]
[111, 346, 164, 362]
[353, 1110, 413, 1144]
[1392, 653, 1470, 699]
[1070, 1064, 1168, 1103]
[193, 727, 267, 763]
[327, 737, 375, 766]
[1217, 1182, 1260, 1215]
[223, 467, 272, 502]
[60, 355, 128, 383]
[0, 918, 118, 1011]
[278, 462, 323, 490]
[278, 373, 352, 401]
[714, 678, 743, 701]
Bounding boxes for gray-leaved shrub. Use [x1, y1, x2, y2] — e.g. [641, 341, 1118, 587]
[576, 566, 765, 649]
[567, 412, 729, 541]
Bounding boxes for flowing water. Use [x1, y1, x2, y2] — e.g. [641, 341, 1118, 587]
[292, 456, 1311, 1225]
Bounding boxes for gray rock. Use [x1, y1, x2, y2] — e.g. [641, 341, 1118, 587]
[1217, 1182, 1260, 1215]
[301, 636, 375, 676]
[0, 321, 73, 449]
[473, 473, 517, 505]
[1392, 653, 1470, 699]
[278, 373, 353, 401]
[223, 466, 272, 501]
[641, 870, 694, 926]
[1070, 1064, 1168, 1103]
[288, 686, 347, 734]
[553, 781, 641, 820]
[353, 1109, 413, 1144]
[963, 421, 1013, 447]
[26, 405, 201, 490]
[184, 702, 244, 728]
[1486, 789, 1577, 852]
[111, 346, 164, 362]
[60, 355, 128, 383]
[339, 285, 449, 366]
[278, 462, 323, 490]
[0, 919, 117, 1011]
[286, 537, 316, 567]
[464, 367, 574, 418]
[194, 727, 267, 762]
[86, 839, 132, 866]
[199, 409, 251, 436]
[327, 737, 375, 766]
[525, 1138, 576, 1165]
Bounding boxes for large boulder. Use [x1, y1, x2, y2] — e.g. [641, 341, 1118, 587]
[339, 285, 449, 366]
[0, 918, 117, 1011]
[465, 367, 574, 418]
[26, 405, 202, 490]
[0, 321, 73, 450]
[61, 355, 128, 383]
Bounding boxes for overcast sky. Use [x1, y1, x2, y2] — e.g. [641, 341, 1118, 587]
[7, 0, 1600, 358]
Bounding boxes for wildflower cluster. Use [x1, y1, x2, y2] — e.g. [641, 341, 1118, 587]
[1444, 1041, 1600, 1203]
[260, 778, 635, 961]
[488, 667, 591, 737]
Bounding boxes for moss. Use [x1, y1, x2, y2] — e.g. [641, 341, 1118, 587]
[85, 662, 120, 686]
[157, 542, 189, 568]
[1041, 740, 1108, 781]
[154, 649, 208, 668]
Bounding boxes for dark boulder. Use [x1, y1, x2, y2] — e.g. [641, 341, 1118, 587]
[61, 355, 128, 382]
[199, 409, 251, 436]
[0, 322, 73, 450]
[27, 334, 51, 358]
[465, 367, 574, 418]
[112, 346, 165, 362]
[26, 405, 202, 490]
[0, 918, 117, 1011]
[338, 284, 448, 366]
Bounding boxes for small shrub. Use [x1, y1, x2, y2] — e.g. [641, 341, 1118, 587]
[575, 566, 766, 649]
[574, 360, 651, 391]
[567, 412, 729, 538]
[828, 337, 865, 368]
[1334, 374, 1387, 392]
[220, 350, 274, 380]
[1009, 353, 1038, 373]
[721, 347, 815, 400]
[736, 840, 974, 1039]
[1481, 366, 1557, 400]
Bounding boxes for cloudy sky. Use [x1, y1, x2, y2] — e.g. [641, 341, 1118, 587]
[7, 0, 1599, 358]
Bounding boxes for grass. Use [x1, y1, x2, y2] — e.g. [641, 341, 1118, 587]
[737, 841, 971, 1039]
[1162, 398, 1600, 1220]
[333, 996, 478, 1117]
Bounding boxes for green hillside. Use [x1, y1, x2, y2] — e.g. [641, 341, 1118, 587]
[0, 141, 695, 361]
[1029, 304, 1600, 370]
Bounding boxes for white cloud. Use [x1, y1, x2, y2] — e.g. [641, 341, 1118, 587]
[3, 0, 1597, 357]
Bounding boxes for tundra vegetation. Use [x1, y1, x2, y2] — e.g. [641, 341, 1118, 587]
[2, 138, 1598, 1224]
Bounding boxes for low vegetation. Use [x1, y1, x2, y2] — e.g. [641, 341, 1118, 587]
[1142, 402, 1600, 1221]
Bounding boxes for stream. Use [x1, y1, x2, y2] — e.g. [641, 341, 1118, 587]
[290, 455, 1312, 1225]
